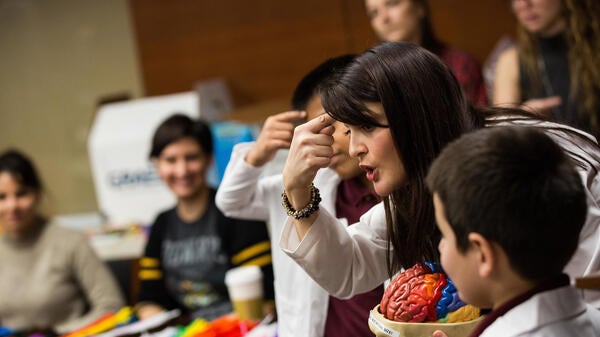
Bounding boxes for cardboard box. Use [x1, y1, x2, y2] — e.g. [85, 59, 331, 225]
[88, 92, 200, 225]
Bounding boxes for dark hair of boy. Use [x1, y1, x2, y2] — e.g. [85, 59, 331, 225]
[290, 54, 356, 111]
[426, 126, 587, 282]
[149, 114, 213, 159]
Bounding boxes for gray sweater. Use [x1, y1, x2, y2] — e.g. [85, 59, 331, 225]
[0, 221, 124, 333]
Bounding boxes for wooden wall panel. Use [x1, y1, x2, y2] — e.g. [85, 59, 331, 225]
[130, 0, 515, 108]
[129, 0, 376, 106]
[428, 0, 516, 63]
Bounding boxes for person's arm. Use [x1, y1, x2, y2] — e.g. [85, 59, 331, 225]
[493, 47, 521, 106]
[135, 216, 179, 319]
[279, 114, 389, 296]
[493, 47, 562, 116]
[59, 233, 125, 332]
[222, 214, 275, 302]
[281, 114, 335, 240]
[215, 142, 274, 221]
[279, 203, 390, 298]
[216, 110, 304, 221]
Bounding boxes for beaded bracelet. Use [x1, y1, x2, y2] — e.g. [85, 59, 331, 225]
[281, 183, 321, 220]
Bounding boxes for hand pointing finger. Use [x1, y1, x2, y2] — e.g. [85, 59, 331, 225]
[303, 113, 335, 133]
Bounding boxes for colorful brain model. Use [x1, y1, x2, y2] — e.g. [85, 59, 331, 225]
[379, 262, 480, 323]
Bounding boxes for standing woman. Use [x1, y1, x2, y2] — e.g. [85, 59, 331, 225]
[135, 114, 274, 321]
[494, 0, 600, 136]
[365, 0, 487, 106]
[0, 150, 124, 334]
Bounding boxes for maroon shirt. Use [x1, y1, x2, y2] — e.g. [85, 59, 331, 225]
[324, 177, 383, 337]
[437, 43, 488, 107]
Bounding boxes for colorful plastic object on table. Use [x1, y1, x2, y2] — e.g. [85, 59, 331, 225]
[177, 314, 259, 337]
[176, 318, 210, 337]
[60, 306, 135, 337]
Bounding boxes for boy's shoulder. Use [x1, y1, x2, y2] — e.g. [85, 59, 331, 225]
[482, 285, 600, 337]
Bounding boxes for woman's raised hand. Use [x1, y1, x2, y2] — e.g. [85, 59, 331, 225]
[282, 113, 335, 209]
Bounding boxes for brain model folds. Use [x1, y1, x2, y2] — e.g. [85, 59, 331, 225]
[379, 262, 479, 323]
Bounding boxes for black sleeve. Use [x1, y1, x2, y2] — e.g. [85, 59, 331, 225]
[137, 212, 181, 310]
[221, 214, 275, 301]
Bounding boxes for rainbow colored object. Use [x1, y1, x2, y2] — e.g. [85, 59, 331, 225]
[175, 314, 259, 337]
[60, 306, 135, 337]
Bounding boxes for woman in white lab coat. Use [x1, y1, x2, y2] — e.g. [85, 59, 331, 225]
[279, 41, 600, 310]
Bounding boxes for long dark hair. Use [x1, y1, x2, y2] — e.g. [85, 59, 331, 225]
[322, 41, 475, 274]
[0, 149, 43, 192]
[0, 149, 46, 223]
[413, 0, 442, 53]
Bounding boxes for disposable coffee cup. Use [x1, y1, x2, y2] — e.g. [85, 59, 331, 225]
[225, 265, 264, 321]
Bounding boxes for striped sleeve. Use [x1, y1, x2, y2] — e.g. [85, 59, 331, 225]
[231, 240, 272, 267]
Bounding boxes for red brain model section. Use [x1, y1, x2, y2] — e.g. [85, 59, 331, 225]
[380, 263, 447, 322]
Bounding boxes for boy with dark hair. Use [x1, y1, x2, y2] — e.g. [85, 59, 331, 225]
[216, 54, 383, 337]
[290, 54, 355, 111]
[426, 126, 600, 337]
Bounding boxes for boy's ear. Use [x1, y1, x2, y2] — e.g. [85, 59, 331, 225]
[468, 232, 495, 278]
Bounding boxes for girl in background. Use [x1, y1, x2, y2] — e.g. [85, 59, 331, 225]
[0, 149, 124, 334]
[494, 0, 600, 136]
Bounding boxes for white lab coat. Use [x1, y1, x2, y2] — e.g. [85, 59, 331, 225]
[216, 142, 343, 337]
[280, 119, 600, 307]
[479, 286, 600, 337]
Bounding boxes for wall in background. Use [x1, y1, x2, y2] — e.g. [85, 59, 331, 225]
[129, 0, 379, 106]
[429, 0, 516, 65]
[0, 0, 143, 215]
[130, 0, 516, 106]
[0, 0, 515, 216]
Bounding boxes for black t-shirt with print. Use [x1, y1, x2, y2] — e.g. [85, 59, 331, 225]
[137, 189, 273, 320]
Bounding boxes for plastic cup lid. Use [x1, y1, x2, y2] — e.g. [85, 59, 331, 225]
[225, 265, 262, 285]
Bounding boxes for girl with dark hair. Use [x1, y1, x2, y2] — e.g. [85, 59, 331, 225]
[279, 42, 600, 310]
[364, 0, 487, 106]
[494, 0, 600, 137]
[0, 149, 124, 334]
[135, 114, 274, 321]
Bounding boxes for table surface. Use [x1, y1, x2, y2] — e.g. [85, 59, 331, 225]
[89, 232, 147, 260]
